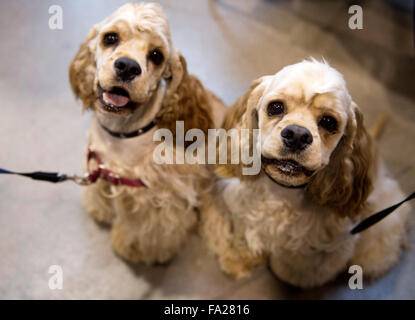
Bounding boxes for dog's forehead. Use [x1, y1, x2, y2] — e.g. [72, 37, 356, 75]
[99, 3, 170, 38]
[265, 60, 348, 105]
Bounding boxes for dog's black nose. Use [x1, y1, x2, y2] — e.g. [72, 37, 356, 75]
[114, 57, 141, 82]
[281, 125, 313, 152]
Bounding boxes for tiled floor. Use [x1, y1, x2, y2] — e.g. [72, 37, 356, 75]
[0, 0, 414, 299]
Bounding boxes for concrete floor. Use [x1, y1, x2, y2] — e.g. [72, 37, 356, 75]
[0, 0, 414, 299]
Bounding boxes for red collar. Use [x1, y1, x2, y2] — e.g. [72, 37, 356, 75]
[86, 149, 146, 187]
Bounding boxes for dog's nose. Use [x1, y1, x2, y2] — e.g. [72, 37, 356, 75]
[114, 57, 141, 82]
[281, 125, 313, 152]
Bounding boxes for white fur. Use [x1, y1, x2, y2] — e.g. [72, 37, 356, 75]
[201, 60, 410, 287]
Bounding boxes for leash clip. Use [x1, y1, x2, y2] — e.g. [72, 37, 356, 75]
[65, 173, 92, 186]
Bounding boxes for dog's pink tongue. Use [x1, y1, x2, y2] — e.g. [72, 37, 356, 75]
[103, 92, 129, 107]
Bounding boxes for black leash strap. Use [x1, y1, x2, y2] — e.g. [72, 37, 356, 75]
[350, 191, 415, 234]
[0, 168, 88, 185]
[0, 168, 65, 183]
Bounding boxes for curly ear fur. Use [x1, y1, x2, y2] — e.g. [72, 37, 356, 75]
[215, 77, 267, 180]
[307, 103, 374, 218]
[69, 28, 98, 109]
[155, 50, 214, 139]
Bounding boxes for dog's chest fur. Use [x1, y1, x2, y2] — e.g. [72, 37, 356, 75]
[89, 117, 157, 170]
[221, 175, 354, 255]
[87, 116, 205, 222]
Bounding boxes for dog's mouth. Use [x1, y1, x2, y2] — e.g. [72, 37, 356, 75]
[261, 156, 314, 177]
[98, 84, 136, 113]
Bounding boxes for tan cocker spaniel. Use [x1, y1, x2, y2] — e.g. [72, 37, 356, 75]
[69, 2, 225, 264]
[201, 59, 409, 288]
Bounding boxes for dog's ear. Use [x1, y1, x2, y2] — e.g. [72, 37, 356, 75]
[215, 76, 269, 179]
[162, 48, 185, 101]
[69, 27, 98, 109]
[307, 102, 374, 218]
[156, 49, 214, 139]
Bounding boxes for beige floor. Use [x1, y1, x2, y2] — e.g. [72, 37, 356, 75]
[0, 0, 414, 299]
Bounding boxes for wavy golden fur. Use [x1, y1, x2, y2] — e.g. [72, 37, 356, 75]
[215, 77, 267, 180]
[307, 104, 375, 217]
[69, 2, 225, 264]
[69, 28, 98, 110]
[155, 54, 216, 139]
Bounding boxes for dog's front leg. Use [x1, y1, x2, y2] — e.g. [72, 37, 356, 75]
[111, 191, 198, 264]
[82, 179, 115, 224]
[200, 198, 265, 279]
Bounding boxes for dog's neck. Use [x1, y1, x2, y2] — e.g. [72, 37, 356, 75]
[258, 173, 306, 203]
[95, 84, 164, 134]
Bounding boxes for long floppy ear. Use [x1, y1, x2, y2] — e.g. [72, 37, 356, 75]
[307, 102, 374, 218]
[215, 77, 268, 180]
[156, 49, 214, 138]
[69, 27, 98, 109]
[162, 48, 184, 99]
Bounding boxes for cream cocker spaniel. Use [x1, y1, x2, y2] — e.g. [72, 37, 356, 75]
[69, 2, 225, 264]
[201, 59, 409, 288]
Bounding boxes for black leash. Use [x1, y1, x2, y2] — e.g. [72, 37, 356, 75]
[0, 168, 89, 185]
[350, 191, 415, 234]
[0, 120, 158, 183]
[0, 149, 146, 188]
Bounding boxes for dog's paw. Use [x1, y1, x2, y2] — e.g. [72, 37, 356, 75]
[111, 224, 142, 263]
[220, 258, 253, 280]
[219, 249, 265, 280]
[88, 208, 115, 225]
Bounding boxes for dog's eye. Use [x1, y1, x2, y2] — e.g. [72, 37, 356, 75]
[319, 115, 338, 133]
[267, 101, 285, 117]
[103, 33, 119, 46]
[148, 49, 164, 66]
